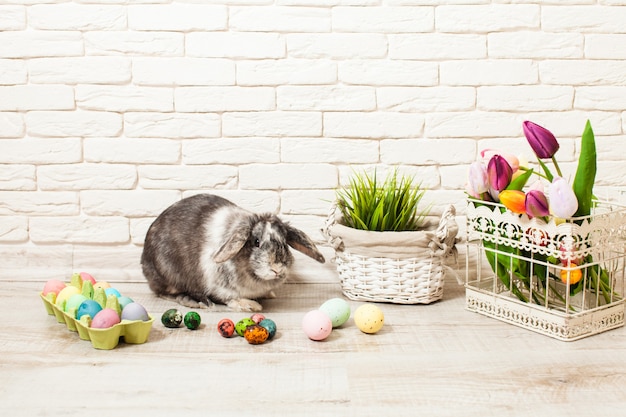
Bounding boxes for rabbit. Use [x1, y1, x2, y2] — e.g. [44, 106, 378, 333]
[141, 193, 326, 312]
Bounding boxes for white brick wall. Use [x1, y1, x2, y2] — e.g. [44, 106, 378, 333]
[1, 1, 625, 282]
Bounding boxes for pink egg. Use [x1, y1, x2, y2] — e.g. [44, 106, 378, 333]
[79, 272, 96, 284]
[250, 313, 265, 324]
[91, 308, 121, 329]
[302, 310, 333, 341]
[42, 279, 66, 296]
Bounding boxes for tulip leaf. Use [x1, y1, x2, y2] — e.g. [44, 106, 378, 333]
[506, 168, 534, 191]
[572, 120, 596, 217]
[537, 159, 554, 182]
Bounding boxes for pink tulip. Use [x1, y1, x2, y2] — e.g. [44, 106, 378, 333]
[487, 155, 512, 191]
[548, 177, 578, 218]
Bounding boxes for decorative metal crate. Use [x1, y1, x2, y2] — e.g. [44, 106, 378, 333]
[465, 199, 626, 341]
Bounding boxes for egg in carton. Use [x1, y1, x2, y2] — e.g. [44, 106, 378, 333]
[40, 274, 154, 350]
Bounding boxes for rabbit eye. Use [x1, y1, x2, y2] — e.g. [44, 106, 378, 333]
[254, 238, 260, 248]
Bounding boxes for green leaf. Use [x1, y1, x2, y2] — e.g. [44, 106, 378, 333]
[506, 168, 534, 191]
[572, 120, 597, 217]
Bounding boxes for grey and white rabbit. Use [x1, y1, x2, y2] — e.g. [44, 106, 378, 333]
[141, 193, 325, 312]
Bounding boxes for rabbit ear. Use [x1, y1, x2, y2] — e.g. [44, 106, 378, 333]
[285, 225, 326, 264]
[213, 223, 251, 263]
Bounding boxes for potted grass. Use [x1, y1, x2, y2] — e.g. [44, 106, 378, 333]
[323, 168, 459, 304]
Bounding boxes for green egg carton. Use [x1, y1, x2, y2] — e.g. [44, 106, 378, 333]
[40, 292, 154, 350]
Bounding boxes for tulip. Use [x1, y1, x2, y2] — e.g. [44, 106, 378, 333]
[487, 155, 512, 191]
[499, 190, 526, 214]
[548, 177, 578, 219]
[523, 120, 560, 159]
[466, 162, 489, 198]
[481, 149, 519, 171]
[560, 262, 583, 285]
[525, 189, 550, 218]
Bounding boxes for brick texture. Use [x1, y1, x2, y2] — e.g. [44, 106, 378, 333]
[0, 1, 625, 282]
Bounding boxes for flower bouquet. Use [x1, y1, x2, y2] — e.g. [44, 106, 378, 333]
[465, 120, 626, 341]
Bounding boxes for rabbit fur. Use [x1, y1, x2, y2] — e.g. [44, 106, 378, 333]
[141, 194, 325, 312]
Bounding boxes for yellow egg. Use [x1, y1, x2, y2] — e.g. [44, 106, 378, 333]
[354, 304, 384, 334]
[55, 285, 80, 311]
[93, 281, 111, 290]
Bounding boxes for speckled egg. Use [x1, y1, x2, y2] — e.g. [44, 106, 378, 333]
[250, 313, 265, 324]
[121, 302, 150, 321]
[258, 318, 277, 340]
[161, 308, 183, 328]
[235, 318, 256, 337]
[244, 324, 269, 345]
[91, 308, 121, 329]
[184, 311, 201, 330]
[319, 298, 351, 328]
[217, 318, 235, 338]
[302, 310, 333, 341]
[354, 304, 384, 334]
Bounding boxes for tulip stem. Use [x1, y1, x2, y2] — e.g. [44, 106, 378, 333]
[551, 156, 563, 178]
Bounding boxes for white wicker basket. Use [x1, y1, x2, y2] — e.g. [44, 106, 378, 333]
[323, 205, 459, 304]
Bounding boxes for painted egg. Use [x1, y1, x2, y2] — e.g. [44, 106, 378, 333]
[105, 287, 121, 298]
[42, 279, 66, 296]
[354, 304, 384, 334]
[217, 318, 235, 338]
[258, 318, 277, 340]
[76, 299, 103, 320]
[55, 286, 80, 310]
[250, 313, 265, 324]
[121, 302, 150, 321]
[235, 318, 256, 337]
[117, 296, 134, 310]
[161, 309, 183, 328]
[302, 310, 332, 341]
[79, 272, 96, 285]
[319, 298, 351, 328]
[244, 324, 269, 345]
[184, 311, 201, 330]
[93, 281, 111, 290]
[65, 294, 88, 313]
[91, 308, 121, 329]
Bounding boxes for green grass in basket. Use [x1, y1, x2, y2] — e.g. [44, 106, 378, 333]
[336, 169, 430, 232]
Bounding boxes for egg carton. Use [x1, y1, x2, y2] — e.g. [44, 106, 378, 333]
[40, 293, 154, 350]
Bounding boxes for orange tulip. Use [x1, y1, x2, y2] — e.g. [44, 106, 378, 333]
[560, 263, 583, 285]
[499, 190, 526, 214]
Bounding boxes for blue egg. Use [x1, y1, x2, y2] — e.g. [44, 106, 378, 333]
[76, 299, 103, 320]
[117, 296, 134, 310]
[258, 318, 277, 340]
[105, 287, 121, 298]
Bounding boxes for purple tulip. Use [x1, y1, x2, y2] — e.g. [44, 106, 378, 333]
[467, 162, 489, 198]
[523, 120, 560, 159]
[525, 189, 550, 218]
[487, 155, 512, 191]
[548, 177, 578, 219]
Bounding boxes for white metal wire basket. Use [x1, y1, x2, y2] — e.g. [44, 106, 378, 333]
[323, 205, 459, 304]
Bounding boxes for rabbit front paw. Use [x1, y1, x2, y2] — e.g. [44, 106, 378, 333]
[227, 298, 263, 312]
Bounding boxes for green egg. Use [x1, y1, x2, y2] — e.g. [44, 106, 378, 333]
[235, 318, 256, 337]
[184, 311, 201, 330]
[161, 308, 183, 328]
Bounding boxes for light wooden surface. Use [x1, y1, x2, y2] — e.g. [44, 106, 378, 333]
[3, 273, 626, 417]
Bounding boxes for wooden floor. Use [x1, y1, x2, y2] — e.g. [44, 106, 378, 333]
[3, 274, 626, 417]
